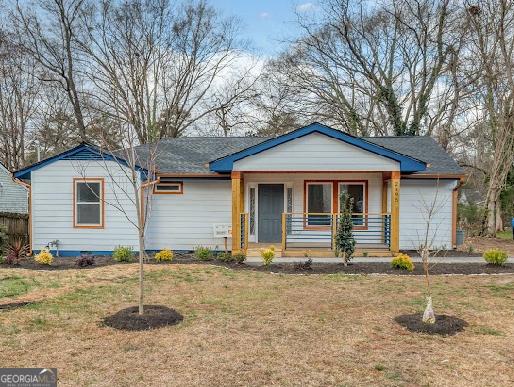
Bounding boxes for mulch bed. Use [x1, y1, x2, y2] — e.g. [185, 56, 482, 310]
[102, 305, 183, 331]
[246, 262, 514, 275]
[2, 254, 513, 275]
[395, 313, 468, 336]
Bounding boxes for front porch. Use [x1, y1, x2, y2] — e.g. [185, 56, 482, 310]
[242, 213, 392, 258]
[232, 171, 400, 258]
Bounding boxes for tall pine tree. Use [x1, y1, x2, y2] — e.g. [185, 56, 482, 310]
[335, 191, 356, 266]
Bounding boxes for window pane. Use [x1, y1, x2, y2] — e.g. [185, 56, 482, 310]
[156, 184, 181, 192]
[307, 183, 331, 226]
[340, 184, 364, 213]
[340, 183, 365, 225]
[77, 182, 100, 203]
[77, 203, 101, 224]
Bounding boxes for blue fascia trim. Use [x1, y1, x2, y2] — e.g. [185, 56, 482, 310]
[14, 143, 147, 180]
[34, 249, 219, 257]
[33, 250, 115, 257]
[32, 250, 223, 258]
[209, 122, 427, 173]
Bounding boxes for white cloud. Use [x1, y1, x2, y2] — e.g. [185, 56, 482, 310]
[259, 12, 270, 18]
[296, 2, 316, 13]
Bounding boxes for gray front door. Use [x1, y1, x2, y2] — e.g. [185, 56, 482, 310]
[258, 184, 284, 243]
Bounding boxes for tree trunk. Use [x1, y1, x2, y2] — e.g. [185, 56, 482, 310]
[496, 203, 503, 232]
[486, 187, 498, 236]
[138, 232, 145, 315]
[422, 296, 436, 324]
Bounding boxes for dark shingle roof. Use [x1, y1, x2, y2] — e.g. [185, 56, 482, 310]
[136, 137, 267, 173]
[363, 136, 463, 174]
[135, 135, 463, 175]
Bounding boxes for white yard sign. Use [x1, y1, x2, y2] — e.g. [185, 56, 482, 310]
[213, 224, 232, 238]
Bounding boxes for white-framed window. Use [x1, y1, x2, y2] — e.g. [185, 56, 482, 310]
[306, 181, 332, 226]
[74, 178, 104, 228]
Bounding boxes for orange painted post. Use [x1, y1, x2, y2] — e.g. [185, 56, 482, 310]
[231, 172, 243, 252]
[390, 171, 400, 254]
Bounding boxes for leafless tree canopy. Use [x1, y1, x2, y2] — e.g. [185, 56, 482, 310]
[0, 0, 513, 235]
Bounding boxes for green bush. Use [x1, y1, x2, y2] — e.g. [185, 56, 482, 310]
[216, 252, 246, 263]
[483, 248, 508, 266]
[216, 252, 232, 262]
[232, 252, 246, 263]
[391, 253, 415, 271]
[194, 246, 213, 261]
[260, 246, 275, 267]
[113, 246, 134, 262]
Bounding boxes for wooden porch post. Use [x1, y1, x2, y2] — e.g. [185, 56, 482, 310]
[390, 171, 400, 254]
[231, 171, 244, 252]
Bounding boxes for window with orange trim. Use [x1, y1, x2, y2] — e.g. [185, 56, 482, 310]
[153, 181, 183, 194]
[74, 178, 104, 228]
[338, 182, 366, 227]
[306, 182, 332, 226]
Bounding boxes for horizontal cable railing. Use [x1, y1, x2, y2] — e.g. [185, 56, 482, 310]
[283, 213, 391, 250]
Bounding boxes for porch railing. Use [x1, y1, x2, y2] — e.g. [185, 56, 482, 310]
[282, 213, 391, 251]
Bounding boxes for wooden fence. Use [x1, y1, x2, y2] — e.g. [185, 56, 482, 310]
[0, 212, 29, 245]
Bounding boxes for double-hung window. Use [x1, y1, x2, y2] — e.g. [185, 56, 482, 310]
[74, 178, 104, 228]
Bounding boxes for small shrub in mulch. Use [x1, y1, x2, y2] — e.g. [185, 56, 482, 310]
[76, 255, 95, 267]
[102, 305, 183, 331]
[294, 258, 313, 271]
[394, 313, 468, 336]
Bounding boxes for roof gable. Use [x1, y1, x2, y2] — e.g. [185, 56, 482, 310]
[14, 143, 145, 180]
[209, 123, 427, 173]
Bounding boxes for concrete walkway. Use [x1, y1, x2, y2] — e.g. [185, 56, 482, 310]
[244, 255, 510, 265]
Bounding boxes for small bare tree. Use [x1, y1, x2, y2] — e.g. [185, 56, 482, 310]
[73, 126, 159, 315]
[415, 180, 447, 324]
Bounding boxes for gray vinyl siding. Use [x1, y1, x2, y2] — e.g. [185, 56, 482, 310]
[0, 165, 28, 213]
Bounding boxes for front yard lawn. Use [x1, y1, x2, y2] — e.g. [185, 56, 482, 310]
[1, 264, 513, 386]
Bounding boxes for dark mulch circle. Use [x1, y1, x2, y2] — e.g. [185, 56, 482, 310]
[395, 313, 468, 336]
[103, 305, 183, 331]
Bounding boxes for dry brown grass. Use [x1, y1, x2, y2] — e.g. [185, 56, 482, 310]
[1, 264, 513, 386]
[460, 236, 514, 256]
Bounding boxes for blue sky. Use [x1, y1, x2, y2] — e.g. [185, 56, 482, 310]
[211, 0, 319, 56]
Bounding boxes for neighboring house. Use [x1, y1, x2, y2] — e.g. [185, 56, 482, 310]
[14, 123, 465, 257]
[0, 162, 28, 214]
[459, 188, 485, 206]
